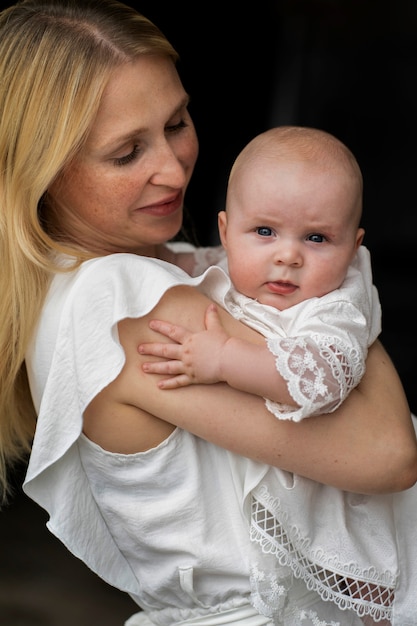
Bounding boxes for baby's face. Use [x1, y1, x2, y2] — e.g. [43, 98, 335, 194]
[220, 159, 363, 311]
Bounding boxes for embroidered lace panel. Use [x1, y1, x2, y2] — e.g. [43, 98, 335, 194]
[249, 488, 394, 624]
[265, 334, 365, 421]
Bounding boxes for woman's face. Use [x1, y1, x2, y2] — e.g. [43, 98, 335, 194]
[47, 56, 199, 255]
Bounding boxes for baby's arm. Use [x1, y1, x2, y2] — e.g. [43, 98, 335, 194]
[139, 303, 297, 406]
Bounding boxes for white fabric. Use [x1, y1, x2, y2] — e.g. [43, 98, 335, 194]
[23, 248, 417, 625]
[125, 606, 273, 625]
[208, 246, 381, 421]
[199, 245, 417, 621]
[124, 602, 365, 626]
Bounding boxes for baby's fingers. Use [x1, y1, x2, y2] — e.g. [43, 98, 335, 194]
[142, 359, 184, 375]
[148, 319, 190, 344]
[141, 359, 193, 389]
[204, 304, 224, 330]
[138, 341, 182, 359]
[158, 374, 193, 390]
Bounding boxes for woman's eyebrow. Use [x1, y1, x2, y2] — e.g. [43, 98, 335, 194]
[93, 94, 192, 154]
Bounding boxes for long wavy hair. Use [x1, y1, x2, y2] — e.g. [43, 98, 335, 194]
[0, 0, 178, 499]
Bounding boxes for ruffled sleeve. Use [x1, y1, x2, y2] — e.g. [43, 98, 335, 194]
[23, 253, 224, 598]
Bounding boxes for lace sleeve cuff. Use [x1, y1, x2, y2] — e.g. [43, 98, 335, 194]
[264, 334, 366, 422]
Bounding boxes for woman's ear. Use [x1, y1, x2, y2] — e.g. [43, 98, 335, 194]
[218, 210, 228, 249]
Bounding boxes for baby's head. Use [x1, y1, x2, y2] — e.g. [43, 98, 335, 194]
[219, 126, 365, 310]
[227, 125, 363, 226]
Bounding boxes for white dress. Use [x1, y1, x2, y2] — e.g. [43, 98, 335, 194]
[23, 250, 417, 625]
[209, 246, 381, 422]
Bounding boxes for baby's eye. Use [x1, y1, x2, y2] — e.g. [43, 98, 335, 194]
[256, 226, 273, 237]
[307, 233, 326, 243]
[114, 145, 141, 167]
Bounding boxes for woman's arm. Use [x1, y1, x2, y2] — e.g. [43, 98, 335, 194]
[139, 303, 296, 407]
[84, 285, 417, 495]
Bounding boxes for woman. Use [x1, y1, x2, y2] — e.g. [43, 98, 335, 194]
[0, 2, 415, 625]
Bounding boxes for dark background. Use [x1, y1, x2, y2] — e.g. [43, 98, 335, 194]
[0, 1, 416, 624]
[136, 0, 417, 416]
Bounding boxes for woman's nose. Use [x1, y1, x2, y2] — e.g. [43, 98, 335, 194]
[149, 142, 187, 188]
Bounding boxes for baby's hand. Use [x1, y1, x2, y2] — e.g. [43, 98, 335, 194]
[138, 304, 230, 389]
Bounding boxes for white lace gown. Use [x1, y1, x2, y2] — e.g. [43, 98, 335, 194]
[199, 245, 381, 422]
[23, 249, 417, 625]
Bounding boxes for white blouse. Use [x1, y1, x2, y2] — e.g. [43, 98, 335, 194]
[23, 250, 417, 625]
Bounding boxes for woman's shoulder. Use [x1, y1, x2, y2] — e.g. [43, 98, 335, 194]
[77, 252, 190, 284]
[51, 253, 193, 315]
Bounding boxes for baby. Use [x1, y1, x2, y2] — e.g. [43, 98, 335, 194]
[139, 127, 416, 624]
[141, 126, 381, 422]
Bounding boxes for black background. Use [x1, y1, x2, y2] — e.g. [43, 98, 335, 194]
[134, 0, 417, 415]
[2, 0, 416, 411]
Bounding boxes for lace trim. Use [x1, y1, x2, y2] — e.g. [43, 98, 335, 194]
[250, 562, 293, 620]
[266, 334, 365, 421]
[250, 564, 367, 625]
[250, 487, 394, 623]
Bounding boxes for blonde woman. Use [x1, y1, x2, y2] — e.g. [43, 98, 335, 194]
[0, 2, 415, 625]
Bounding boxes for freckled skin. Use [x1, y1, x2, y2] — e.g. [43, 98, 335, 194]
[47, 56, 199, 256]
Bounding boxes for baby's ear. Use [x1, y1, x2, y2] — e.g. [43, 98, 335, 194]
[355, 227, 365, 249]
[217, 211, 228, 248]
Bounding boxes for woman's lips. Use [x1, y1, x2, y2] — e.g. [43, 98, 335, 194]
[136, 192, 182, 216]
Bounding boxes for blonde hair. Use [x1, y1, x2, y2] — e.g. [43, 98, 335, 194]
[0, 0, 178, 498]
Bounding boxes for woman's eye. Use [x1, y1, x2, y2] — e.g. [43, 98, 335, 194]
[114, 145, 140, 167]
[308, 233, 326, 243]
[166, 119, 188, 134]
[256, 226, 273, 237]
